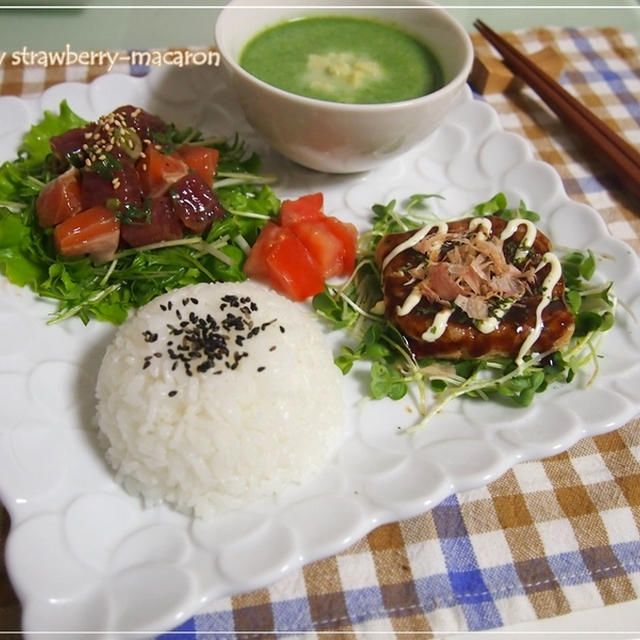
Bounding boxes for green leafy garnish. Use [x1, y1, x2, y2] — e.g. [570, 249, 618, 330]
[90, 153, 122, 180]
[113, 201, 152, 225]
[473, 191, 540, 222]
[0, 101, 280, 324]
[313, 192, 615, 432]
[149, 121, 199, 153]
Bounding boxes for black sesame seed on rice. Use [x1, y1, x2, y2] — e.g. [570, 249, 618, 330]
[141, 293, 279, 380]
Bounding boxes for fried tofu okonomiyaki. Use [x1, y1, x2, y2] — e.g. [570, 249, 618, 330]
[375, 215, 575, 363]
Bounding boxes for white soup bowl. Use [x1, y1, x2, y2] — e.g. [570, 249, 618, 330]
[214, 0, 473, 173]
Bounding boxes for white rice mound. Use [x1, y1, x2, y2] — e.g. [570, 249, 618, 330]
[95, 281, 345, 518]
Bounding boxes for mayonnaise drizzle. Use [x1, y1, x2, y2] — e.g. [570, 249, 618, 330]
[381, 221, 448, 273]
[515, 251, 562, 365]
[500, 218, 537, 261]
[386, 217, 559, 354]
[397, 286, 422, 317]
[476, 299, 515, 334]
[386, 222, 448, 318]
[468, 217, 492, 239]
[421, 308, 453, 342]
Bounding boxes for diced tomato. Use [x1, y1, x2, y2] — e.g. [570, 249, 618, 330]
[136, 144, 189, 198]
[244, 191, 358, 301]
[243, 222, 284, 281]
[243, 224, 324, 301]
[177, 144, 219, 186]
[120, 197, 183, 248]
[53, 205, 120, 262]
[36, 168, 83, 228]
[322, 216, 358, 275]
[265, 230, 325, 301]
[290, 219, 345, 279]
[278, 192, 324, 226]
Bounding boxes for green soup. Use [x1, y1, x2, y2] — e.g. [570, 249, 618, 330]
[239, 15, 444, 104]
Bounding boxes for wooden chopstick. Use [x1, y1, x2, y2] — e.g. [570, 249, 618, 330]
[473, 19, 640, 204]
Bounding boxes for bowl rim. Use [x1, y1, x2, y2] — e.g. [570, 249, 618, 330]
[214, 0, 474, 113]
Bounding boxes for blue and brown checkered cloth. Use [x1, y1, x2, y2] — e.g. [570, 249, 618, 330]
[158, 429, 640, 639]
[1, 25, 640, 639]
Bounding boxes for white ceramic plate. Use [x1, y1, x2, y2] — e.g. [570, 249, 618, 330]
[1, 70, 639, 639]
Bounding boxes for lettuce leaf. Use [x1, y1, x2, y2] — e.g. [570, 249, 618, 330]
[18, 100, 86, 169]
[0, 209, 45, 286]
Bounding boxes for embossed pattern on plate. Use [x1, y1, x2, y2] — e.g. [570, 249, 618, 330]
[1, 74, 639, 638]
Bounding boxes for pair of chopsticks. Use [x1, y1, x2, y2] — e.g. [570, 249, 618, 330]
[473, 19, 640, 204]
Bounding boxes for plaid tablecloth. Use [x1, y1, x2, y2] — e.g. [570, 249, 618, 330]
[1, 25, 640, 640]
